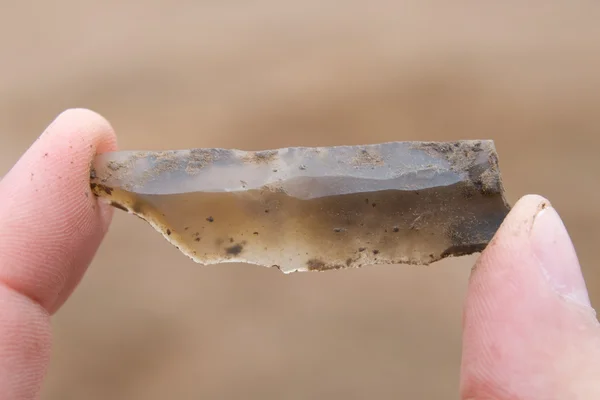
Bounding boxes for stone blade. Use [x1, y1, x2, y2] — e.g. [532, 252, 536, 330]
[90, 141, 510, 273]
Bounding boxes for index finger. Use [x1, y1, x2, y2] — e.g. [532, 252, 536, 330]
[0, 109, 117, 398]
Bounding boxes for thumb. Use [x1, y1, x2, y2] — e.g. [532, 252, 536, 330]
[460, 194, 600, 400]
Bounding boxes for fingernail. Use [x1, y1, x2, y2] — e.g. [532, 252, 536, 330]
[531, 205, 591, 307]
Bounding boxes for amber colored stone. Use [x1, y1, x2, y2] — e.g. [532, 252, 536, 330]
[90, 141, 510, 273]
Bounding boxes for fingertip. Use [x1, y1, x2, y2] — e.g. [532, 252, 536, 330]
[0, 108, 118, 313]
[43, 107, 119, 228]
[461, 194, 600, 398]
[46, 107, 118, 146]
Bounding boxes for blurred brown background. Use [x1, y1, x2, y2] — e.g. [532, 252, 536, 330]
[1, 1, 599, 399]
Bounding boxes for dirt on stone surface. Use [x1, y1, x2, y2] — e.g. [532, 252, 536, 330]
[1, 2, 600, 399]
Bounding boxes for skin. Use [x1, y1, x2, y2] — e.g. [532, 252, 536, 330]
[0, 109, 598, 399]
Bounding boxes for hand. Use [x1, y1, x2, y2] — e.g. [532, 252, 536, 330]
[460, 194, 600, 399]
[0, 109, 117, 399]
[0, 110, 598, 399]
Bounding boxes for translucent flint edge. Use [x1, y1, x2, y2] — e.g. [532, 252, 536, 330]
[91, 140, 497, 198]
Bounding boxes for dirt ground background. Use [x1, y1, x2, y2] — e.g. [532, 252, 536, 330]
[1, 2, 599, 399]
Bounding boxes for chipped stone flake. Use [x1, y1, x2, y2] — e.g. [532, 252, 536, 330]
[89, 141, 511, 273]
